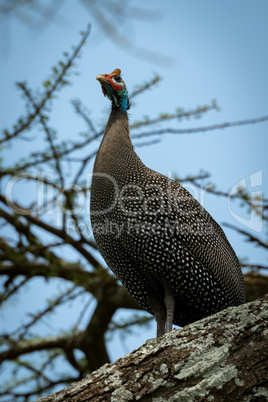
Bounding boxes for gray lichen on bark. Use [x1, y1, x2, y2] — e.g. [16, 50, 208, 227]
[38, 294, 268, 401]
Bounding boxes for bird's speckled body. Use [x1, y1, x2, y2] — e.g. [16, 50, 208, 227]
[90, 69, 245, 337]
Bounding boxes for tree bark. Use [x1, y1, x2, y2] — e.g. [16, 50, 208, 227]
[38, 294, 268, 401]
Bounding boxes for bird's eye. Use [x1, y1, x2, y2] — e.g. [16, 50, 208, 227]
[113, 75, 122, 82]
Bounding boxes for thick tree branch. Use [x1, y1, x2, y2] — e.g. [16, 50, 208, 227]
[37, 294, 268, 401]
[0, 335, 78, 364]
[0, 194, 101, 269]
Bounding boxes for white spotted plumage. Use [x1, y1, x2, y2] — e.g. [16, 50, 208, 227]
[91, 70, 246, 337]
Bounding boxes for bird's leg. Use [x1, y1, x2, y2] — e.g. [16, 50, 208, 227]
[155, 306, 166, 338]
[164, 290, 175, 333]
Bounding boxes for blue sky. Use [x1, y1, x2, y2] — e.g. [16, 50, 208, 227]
[1, 0, 268, 391]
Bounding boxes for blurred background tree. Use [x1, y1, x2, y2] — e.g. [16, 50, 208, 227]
[0, 1, 267, 400]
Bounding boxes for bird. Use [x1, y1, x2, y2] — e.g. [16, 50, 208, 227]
[90, 68, 246, 338]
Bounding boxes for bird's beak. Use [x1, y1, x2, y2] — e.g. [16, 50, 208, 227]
[96, 74, 109, 97]
[96, 74, 107, 84]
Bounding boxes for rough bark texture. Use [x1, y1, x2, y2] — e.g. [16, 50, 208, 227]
[38, 294, 268, 402]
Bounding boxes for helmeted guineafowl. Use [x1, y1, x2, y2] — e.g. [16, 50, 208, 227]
[90, 68, 246, 338]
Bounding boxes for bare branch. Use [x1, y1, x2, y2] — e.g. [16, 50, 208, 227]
[129, 74, 161, 99]
[0, 194, 101, 269]
[223, 222, 268, 249]
[130, 100, 219, 129]
[242, 263, 268, 270]
[17, 82, 65, 188]
[131, 114, 268, 139]
[0, 24, 91, 145]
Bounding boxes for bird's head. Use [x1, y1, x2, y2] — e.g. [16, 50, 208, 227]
[96, 68, 130, 113]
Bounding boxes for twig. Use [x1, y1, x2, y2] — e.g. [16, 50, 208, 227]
[131, 115, 268, 138]
[0, 24, 91, 145]
[223, 222, 268, 249]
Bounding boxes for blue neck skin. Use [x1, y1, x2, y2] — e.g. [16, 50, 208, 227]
[104, 83, 129, 113]
[118, 92, 129, 113]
